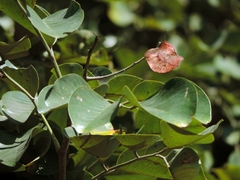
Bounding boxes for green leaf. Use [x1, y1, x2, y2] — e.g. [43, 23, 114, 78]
[49, 63, 99, 89]
[117, 141, 167, 165]
[35, 85, 53, 113]
[48, 107, 68, 130]
[118, 156, 171, 179]
[0, 127, 34, 167]
[170, 148, 200, 180]
[107, 75, 142, 95]
[0, 36, 31, 60]
[49, 63, 84, 84]
[105, 174, 156, 180]
[140, 77, 197, 127]
[94, 84, 109, 96]
[161, 120, 222, 148]
[133, 80, 163, 101]
[70, 135, 120, 159]
[123, 86, 141, 107]
[3, 65, 39, 97]
[26, 0, 84, 38]
[135, 109, 161, 134]
[92, 66, 113, 84]
[115, 134, 161, 151]
[37, 74, 89, 113]
[191, 82, 211, 124]
[68, 86, 122, 133]
[0, 0, 55, 46]
[2, 91, 35, 123]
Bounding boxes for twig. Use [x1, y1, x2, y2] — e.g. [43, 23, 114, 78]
[83, 33, 98, 80]
[2, 70, 34, 101]
[87, 57, 145, 81]
[91, 147, 170, 180]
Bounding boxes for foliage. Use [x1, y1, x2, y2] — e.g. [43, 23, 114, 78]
[0, 0, 238, 180]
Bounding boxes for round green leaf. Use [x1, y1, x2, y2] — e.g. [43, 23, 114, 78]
[140, 77, 197, 127]
[0, 0, 55, 46]
[94, 84, 109, 96]
[135, 109, 161, 134]
[2, 91, 35, 123]
[170, 148, 200, 180]
[43, 74, 89, 111]
[49, 63, 84, 84]
[68, 86, 121, 133]
[107, 75, 142, 95]
[35, 85, 53, 114]
[26, 0, 84, 38]
[192, 83, 212, 124]
[133, 80, 163, 101]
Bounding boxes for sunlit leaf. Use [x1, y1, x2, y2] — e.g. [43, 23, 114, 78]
[0, 0, 55, 46]
[2, 91, 35, 123]
[26, 0, 84, 38]
[140, 78, 197, 127]
[69, 86, 121, 133]
[37, 74, 89, 113]
[191, 83, 211, 124]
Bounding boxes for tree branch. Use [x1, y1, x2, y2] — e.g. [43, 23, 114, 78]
[86, 57, 145, 81]
[83, 34, 98, 80]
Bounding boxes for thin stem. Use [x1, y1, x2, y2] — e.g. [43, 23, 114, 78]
[2, 70, 61, 152]
[83, 34, 98, 80]
[2, 70, 34, 101]
[91, 147, 170, 180]
[17, 0, 62, 78]
[87, 57, 145, 81]
[134, 151, 140, 159]
[35, 31, 62, 78]
[40, 114, 61, 152]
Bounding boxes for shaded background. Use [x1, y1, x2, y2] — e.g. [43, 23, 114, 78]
[0, 0, 240, 179]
